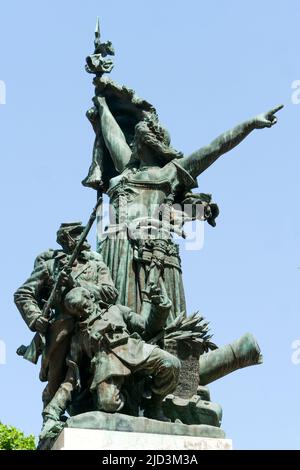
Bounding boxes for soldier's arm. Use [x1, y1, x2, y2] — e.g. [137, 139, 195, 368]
[14, 261, 51, 332]
[122, 305, 170, 339]
[122, 289, 172, 340]
[144, 302, 172, 339]
[91, 260, 118, 305]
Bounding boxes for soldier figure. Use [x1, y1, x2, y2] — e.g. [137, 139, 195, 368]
[14, 222, 118, 410]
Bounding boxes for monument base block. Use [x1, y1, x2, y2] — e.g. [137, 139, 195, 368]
[49, 411, 232, 450]
[52, 428, 232, 450]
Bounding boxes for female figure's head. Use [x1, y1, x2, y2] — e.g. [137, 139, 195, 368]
[128, 115, 182, 168]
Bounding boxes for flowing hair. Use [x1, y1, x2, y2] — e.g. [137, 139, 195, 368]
[127, 117, 183, 168]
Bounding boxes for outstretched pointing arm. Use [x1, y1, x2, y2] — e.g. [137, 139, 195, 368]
[179, 105, 283, 179]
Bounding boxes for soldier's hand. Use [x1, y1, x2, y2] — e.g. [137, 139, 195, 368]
[34, 316, 50, 334]
[149, 284, 161, 305]
[59, 270, 77, 289]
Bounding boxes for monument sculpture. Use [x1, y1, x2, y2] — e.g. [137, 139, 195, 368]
[14, 20, 282, 450]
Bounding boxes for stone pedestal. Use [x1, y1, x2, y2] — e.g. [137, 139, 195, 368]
[48, 411, 232, 450]
[52, 428, 232, 450]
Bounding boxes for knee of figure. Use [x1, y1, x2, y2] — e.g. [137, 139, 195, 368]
[172, 356, 181, 373]
[172, 357, 181, 381]
[160, 351, 181, 373]
[164, 356, 181, 377]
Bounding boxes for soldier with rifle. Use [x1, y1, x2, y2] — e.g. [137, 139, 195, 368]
[14, 200, 118, 411]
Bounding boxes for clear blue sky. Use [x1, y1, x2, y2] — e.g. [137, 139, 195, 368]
[0, 0, 299, 450]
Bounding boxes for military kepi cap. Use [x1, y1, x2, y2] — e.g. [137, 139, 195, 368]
[56, 222, 86, 243]
[58, 222, 85, 233]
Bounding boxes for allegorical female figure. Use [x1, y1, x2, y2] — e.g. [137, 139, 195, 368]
[83, 87, 282, 323]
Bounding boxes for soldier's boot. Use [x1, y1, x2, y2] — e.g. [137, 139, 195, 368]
[40, 383, 72, 440]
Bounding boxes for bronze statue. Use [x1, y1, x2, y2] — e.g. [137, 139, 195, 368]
[14, 21, 283, 449]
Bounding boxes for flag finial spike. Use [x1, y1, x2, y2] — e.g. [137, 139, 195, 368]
[95, 17, 100, 39]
